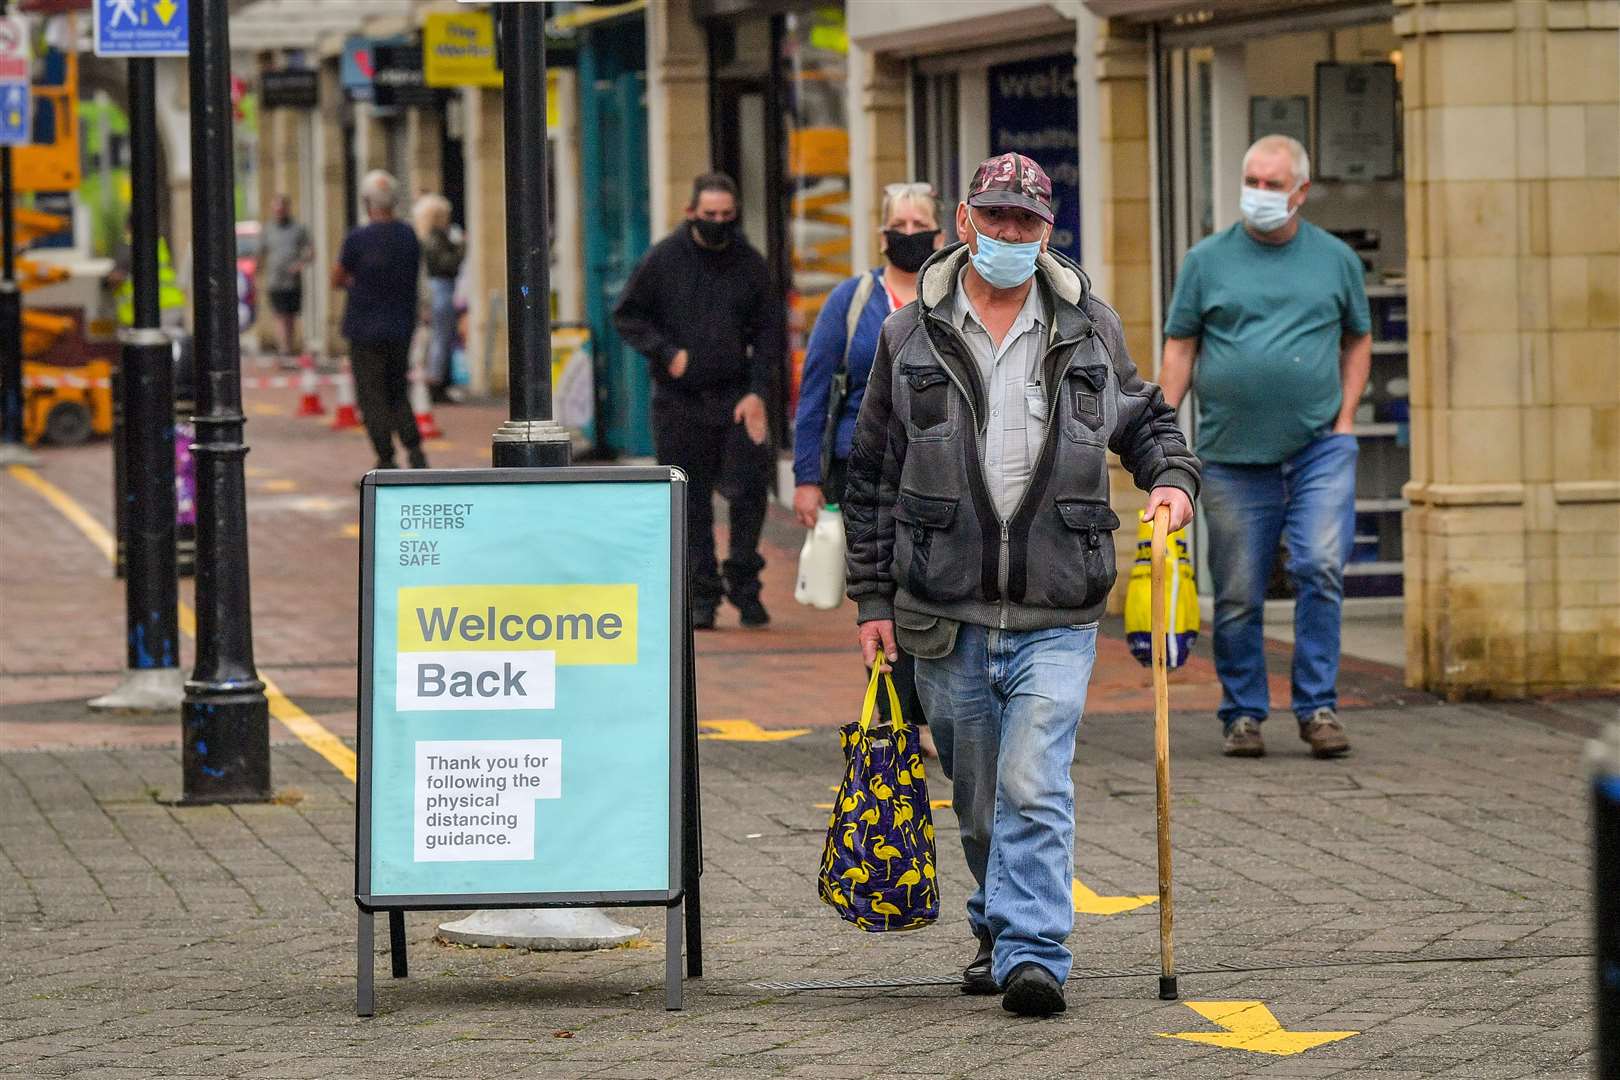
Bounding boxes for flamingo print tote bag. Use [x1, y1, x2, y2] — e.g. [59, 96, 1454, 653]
[818, 665, 939, 931]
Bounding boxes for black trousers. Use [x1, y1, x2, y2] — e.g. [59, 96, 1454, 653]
[654, 404, 769, 611]
[351, 339, 422, 465]
[825, 455, 927, 728]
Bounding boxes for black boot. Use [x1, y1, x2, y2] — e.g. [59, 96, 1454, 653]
[961, 933, 997, 995]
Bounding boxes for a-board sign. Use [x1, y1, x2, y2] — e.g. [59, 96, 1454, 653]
[358, 467, 686, 910]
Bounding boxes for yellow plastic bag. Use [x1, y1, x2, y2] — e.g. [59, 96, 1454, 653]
[1124, 517, 1198, 668]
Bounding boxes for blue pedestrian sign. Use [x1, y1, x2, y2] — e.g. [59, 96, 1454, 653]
[0, 15, 29, 148]
[94, 0, 188, 58]
[0, 83, 27, 147]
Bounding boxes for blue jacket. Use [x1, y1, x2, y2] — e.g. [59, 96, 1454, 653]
[793, 268, 891, 486]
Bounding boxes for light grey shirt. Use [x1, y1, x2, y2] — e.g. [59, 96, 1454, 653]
[953, 269, 1048, 520]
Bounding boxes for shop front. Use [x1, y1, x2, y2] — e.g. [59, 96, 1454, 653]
[1138, 2, 1408, 602]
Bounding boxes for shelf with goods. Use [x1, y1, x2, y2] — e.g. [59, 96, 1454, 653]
[1350, 280, 1409, 598]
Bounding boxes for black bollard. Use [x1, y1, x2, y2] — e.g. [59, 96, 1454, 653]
[1595, 725, 1620, 1077]
[490, 2, 568, 470]
[90, 54, 181, 712]
[179, 0, 269, 803]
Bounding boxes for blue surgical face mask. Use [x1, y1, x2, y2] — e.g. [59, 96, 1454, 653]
[1239, 185, 1296, 232]
[966, 210, 1045, 289]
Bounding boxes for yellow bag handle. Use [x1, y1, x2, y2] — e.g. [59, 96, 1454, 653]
[859, 661, 906, 733]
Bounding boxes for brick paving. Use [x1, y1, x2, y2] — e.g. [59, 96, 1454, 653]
[0, 379, 1613, 1078]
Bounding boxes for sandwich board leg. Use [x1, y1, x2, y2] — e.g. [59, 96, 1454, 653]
[683, 618, 703, 978]
[665, 901, 684, 1010]
[357, 910, 375, 1017]
[388, 910, 408, 978]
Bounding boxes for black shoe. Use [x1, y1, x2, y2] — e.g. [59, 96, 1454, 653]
[961, 934, 997, 996]
[407, 449, 428, 470]
[691, 607, 717, 631]
[1002, 962, 1065, 1017]
[732, 595, 770, 629]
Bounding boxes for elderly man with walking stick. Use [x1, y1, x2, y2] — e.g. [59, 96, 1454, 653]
[844, 153, 1199, 1017]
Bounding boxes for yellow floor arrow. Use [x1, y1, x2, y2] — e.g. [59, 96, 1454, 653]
[698, 719, 810, 742]
[1160, 1001, 1359, 1055]
[1072, 877, 1157, 915]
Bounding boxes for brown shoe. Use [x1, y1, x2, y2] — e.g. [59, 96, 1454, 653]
[1222, 717, 1265, 757]
[1300, 708, 1350, 758]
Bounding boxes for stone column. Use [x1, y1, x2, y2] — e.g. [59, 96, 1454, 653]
[256, 57, 304, 352]
[406, 104, 443, 203]
[317, 56, 347, 359]
[847, 43, 909, 273]
[1081, 17, 1156, 611]
[645, 0, 709, 235]
[462, 86, 506, 398]
[1399, 0, 1619, 695]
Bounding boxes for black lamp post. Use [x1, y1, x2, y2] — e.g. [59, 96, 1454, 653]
[490, 2, 569, 469]
[0, 0, 27, 467]
[180, 0, 270, 802]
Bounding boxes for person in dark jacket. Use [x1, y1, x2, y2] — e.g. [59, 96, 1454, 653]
[844, 153, 1199, 1017]
[333, 170, 426, 474]
[793, 180, 944, 756]
[613, 173, 784, 630]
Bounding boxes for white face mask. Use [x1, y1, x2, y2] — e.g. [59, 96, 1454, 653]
[1239, 186, 1296, 232]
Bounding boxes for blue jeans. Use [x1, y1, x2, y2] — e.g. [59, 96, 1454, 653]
[1201, 432, 1358, 729]
[914, 623, 1097, 985]
[427, 276, 456, 385]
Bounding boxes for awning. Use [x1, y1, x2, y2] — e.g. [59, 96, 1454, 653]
[1083, 0, 1363, 21]
[548, 0, 646, 33]
[230, 0, 416, 52]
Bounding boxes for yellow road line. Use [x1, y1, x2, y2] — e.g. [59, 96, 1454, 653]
[8, 464, 116, 562]
[5, 464, 357, 783]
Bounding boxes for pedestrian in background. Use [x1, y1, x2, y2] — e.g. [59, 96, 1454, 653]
[413, 193, 464, 405]
[333, 170, 427, 473]
[613, 172, 784, 631]
[845, 153, 1198, 1017]
[1158, 134, 1371, 760]
[262, 194, 313, 362]
[793, 180, 944, 757]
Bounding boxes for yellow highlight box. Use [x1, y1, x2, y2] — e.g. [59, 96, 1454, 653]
[398, 585, 638, 666]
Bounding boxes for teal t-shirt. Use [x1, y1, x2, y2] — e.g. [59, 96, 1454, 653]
[1164, 220, 1371, 465]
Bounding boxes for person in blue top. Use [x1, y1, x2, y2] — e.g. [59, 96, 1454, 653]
[1158, 135, 1372, 761]
[333, 170, 427, 474]
[793, 181, 945, 755]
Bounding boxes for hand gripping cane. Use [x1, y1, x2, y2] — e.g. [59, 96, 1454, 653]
[1151, 504, 1178, 1000]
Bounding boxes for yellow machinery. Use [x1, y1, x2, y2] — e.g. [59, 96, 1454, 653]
[16, 207, 114, 446]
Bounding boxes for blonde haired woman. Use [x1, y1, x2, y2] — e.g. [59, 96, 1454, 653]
[792, 181, 945, 753]
[412, 193, 464, 404]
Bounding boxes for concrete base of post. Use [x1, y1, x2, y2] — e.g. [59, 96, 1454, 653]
[89, 668, 186, 712]
[0, 442, 38, 466]
[435, 908, 642, 951]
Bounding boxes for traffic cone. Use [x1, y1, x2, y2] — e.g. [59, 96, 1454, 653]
[295, 354, 325, 417]
[330, 364, 361, 431]
[412, 372, 443, 439]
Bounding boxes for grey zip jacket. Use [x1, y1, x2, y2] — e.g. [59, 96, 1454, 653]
[844, 243, 1200, 634]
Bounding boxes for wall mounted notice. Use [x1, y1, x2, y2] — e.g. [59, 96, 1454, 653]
[359, 469, 683, 905]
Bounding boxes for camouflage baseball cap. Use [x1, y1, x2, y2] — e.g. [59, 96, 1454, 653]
[965, 152, 1054, 225]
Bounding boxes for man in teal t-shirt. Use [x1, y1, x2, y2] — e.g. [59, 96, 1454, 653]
[1159, 135, 1372, 761]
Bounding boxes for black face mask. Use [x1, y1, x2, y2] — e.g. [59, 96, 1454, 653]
[692, 217, 737, 248]
[883, 229, 939, 273]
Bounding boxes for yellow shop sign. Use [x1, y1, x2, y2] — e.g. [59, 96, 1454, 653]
[424, 12, 502, 88]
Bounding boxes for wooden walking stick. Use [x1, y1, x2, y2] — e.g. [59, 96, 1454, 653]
[1150, 504, 1178, 1000]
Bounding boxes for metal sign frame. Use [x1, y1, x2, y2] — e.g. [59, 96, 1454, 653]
[355, 465, 700, 1013]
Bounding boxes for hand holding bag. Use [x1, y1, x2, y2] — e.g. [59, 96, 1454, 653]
[818, 665, 939, 931]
